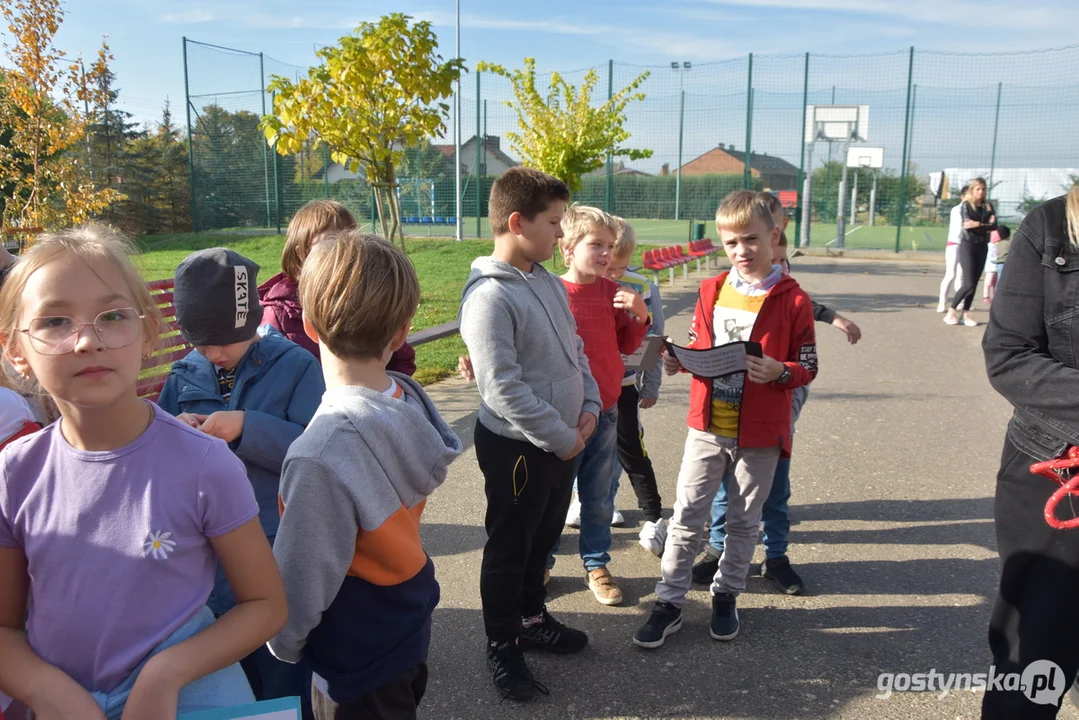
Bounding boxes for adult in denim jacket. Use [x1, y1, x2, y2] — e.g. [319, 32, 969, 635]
[982, 188, 1079, 718]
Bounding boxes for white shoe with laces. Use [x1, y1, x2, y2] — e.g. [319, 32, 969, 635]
[611, 509, 626, 527]
[963, 312, 979, 327]
[638, 518, 668, 558]
[943, 308, 960, 325]
[565, 496, 581, 528]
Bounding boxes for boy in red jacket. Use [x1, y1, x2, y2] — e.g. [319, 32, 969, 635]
[633, 190, 817, 649]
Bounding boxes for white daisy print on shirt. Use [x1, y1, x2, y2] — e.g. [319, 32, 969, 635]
[144, 530, 176, 560]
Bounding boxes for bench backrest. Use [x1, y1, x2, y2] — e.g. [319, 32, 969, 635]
[138, 278, 191, 402]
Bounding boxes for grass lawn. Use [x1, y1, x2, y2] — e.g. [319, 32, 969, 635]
[135, 233, 647, 385]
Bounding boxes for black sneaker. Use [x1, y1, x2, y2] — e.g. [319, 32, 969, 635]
[487, 640, 547, 702]
[762, 556, 804, 595]
[691, 552, 720, 585]
[633, 601, 683, 649]
[520, 607, 588, 654]
[709, 592, 739, 641]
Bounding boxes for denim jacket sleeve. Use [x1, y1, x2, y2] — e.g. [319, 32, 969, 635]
[234, 356, 325, 473]
[157, 371, 182, 415]
[983, 198, 1079, 444]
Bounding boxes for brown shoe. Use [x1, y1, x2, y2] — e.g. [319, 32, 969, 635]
[586, 567, 623, 606]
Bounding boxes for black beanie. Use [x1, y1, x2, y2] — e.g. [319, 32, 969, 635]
[173, 248, 263, 346]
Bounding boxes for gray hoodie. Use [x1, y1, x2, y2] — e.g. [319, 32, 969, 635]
[268, 373, 462, 676]
[460, 257, 601, 457]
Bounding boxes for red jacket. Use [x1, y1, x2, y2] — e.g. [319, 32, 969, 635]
[685, 271, 817, 455]
[258, 272, 417, 376]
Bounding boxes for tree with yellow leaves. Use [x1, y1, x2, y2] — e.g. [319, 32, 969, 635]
[476, 59, 651, 193]
[260, 14, 463, 250]
[0, 0, 123, 236]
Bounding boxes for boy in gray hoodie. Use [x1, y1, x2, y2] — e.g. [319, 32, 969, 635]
[460, 167, 602, 703]
[269, 232, 462, 719]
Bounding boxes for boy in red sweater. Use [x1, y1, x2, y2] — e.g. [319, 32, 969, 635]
[634, 190, 817, 649]
[551, 205, 650, 606]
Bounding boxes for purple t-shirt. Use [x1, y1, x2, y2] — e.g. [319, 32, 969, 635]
[0, 402, 259, 693]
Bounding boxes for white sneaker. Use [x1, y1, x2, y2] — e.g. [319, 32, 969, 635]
[963, 312, 978, 327]
[943, 308, 959, 325]
[935, 303, 946, 313]
[565, 496, 581, 528]
[611, 509, 626, 527]
[638, 518, 668, 557]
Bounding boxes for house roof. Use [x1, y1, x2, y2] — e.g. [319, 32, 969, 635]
[432, 135, 519, 168]
[681, 146, 799, 177]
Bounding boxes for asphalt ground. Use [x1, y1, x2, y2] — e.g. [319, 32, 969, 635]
[415, 255, 1079, 719]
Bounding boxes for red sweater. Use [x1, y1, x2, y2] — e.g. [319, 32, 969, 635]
[562, 276, 650, 411]
[685, 271, 817, 455]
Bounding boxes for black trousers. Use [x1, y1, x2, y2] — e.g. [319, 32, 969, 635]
[615, 384, 663, 522]
[311, 663, 427, 720]
[476, 420, 580, 642]
[982, 438, 1079, 718]
[953, 241, 989, 311]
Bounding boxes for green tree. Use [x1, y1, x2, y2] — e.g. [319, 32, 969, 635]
[261, 13, 464, 249]
[1018, 190, 1048, 216]
[810, 161, 925, 226]
[475, 58, 651, 194]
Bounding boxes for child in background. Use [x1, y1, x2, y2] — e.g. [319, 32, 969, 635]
[0, 225, 286, 719]
[938, 186, 969, 313]
[554, 205, 650, 607]
[460, 167, 599, 702]
[259, 199, 417, 376]
[603, 216, 669, 557]
[634, 191, 816, 649]
[0, 385, 38, 451]
[983, 224, 1011, 303]
[693, 194, 861, 594]
[158, 248, 324, 709]
[270, 232, 461, 719]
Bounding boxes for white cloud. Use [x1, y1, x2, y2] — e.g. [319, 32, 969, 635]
[160, 9, 216, 24]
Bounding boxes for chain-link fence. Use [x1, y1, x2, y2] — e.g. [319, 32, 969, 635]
[184, 39, 1079, 251]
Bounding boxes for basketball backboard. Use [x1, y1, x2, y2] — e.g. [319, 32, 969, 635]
[805, 105, 869, 143]
[846, 146, 884, 169]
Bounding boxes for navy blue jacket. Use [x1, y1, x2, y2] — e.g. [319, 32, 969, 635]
[158, 327, 325, 536]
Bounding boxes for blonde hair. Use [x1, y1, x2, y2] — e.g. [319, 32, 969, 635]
[0, 224, 162, 358]
[1068, 185, 1079, 249]
[611, 216, 636, 259]
[281, 200, 356, 282]
[299, 231, 420, 361]
[716, 190, 776, 233]
[559, 204, 617, 258]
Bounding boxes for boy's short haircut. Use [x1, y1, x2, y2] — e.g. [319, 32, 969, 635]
[998, 224, 1011, 239]
[716, 190, 776, 233]
[611, 215, 636, 258]
[560, 204, 616, 257]
[759, 191, 784, 217]
[282, 200, 356, 282]
[299, 231, 420, 361]
[488, 167, 571, 236]
[959, 184, 970, 197]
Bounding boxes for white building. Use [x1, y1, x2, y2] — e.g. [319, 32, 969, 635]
[943, 167, 1078, 217]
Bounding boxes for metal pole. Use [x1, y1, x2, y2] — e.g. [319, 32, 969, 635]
[794, 51, 809, 248]
[182, 38, 199, 232]
[80, 60, 94, 185]
[869, 173, 878, 226]
[676, 86, 684, 221]
[895, 46, 915, 253]
[271, 92, 281, 234]
[989, 81, 1002, 195]
[606, 59, 614, 213]
[825, 85, 835, 196]
[453, 0, 462, 241]
[801, 142, 813, 247]
[743, 53, 753, 190]
[836, 142, 849, 248]
[850, 170, 858, 225]
[475, 70, 482, 238]
[908, 83, 918, 179]
[259, 53, 272, 229]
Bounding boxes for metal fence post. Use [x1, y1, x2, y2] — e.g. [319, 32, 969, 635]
[676, 88, 684, 220]
[271, 91, 281, 234]
[606, 59, 614, 213]
[895, 46, 915, 253]
[743, 53, 753, 190]
[989, 81, 1002, 195]
[476, 70, 482, 238]
[259, 53, 272, 230]
[182, 38, 199, 233]
[795, 52, 809, 248]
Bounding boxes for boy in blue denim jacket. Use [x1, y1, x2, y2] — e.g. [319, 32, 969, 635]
[158, 247, 324, 712]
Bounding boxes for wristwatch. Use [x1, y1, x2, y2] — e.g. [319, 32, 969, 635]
[776, 367, 792, 385]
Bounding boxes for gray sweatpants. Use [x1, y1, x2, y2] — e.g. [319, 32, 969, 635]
[655, 429, 780, 606]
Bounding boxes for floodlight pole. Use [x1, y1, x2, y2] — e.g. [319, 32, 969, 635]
[673, 62, 690, 221]
[869, 172, 878, 226]
[453, 0, 462, 241]
[801, 140, 814, 248]
[850, 170, 858, 225]
[836, 139, 850, 249]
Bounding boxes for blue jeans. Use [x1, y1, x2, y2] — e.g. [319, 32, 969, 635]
[549, 407, 620, 571]
[709, 456, 792, 560]
[91, 607, 253, 719]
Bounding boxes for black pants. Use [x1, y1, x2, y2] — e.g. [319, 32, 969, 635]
[615, 384, 663, 522]
[953, 241, 989, 311]
[982, 438, 1079, 718]
[311, 662, 427, 720]
[476, 420, 580, 642]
